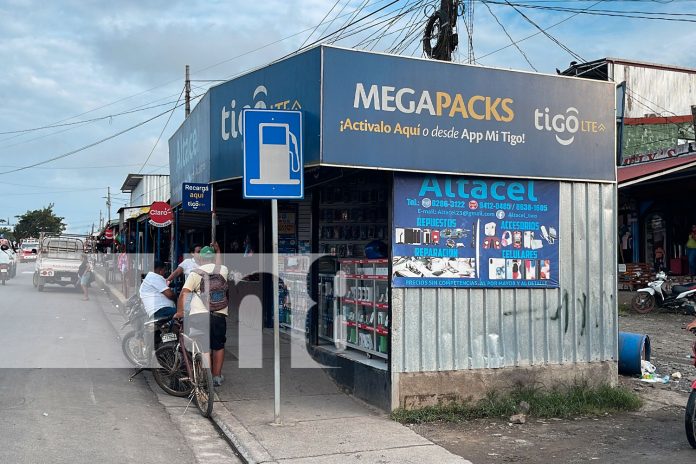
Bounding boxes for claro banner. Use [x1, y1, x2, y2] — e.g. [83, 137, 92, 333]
[321, 47, 616, 182]
[392, 173, 560, 288]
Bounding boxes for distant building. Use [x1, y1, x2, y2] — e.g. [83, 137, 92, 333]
[562, 58, 696, 272]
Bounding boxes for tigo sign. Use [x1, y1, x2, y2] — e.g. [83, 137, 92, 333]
[182, 183, 212, 212]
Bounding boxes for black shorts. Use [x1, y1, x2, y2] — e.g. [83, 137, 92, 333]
[187, 313, 227, 352]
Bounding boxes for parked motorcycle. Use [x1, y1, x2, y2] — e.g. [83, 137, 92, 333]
[121, 295, 175, 367]
[685, 320, 696, 448]
[631, 272, 696, 314]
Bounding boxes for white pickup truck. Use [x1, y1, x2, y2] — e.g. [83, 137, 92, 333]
[33, 235, 86, 292]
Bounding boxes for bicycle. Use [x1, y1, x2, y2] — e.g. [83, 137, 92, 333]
[152, 317, 214, 417]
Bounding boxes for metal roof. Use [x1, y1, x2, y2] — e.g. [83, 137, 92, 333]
[561, 57, 696, 79]
[618, 154, 696, 188]
[120, 174, 144, 192]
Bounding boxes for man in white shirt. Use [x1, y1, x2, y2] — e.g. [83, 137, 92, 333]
[139, 261, 177, 319]
[175, 246, 229, 387]
[166, 244, 201, 284]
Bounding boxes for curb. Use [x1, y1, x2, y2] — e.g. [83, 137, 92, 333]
[94, 269, 127, 307]
[210, 405, 275, 464]
[94, 268, 271, 464]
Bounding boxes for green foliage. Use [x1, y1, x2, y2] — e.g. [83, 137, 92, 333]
[0, 227, 14, 241]
[391, 384, 642, 424]
[13, 204, 66, 241]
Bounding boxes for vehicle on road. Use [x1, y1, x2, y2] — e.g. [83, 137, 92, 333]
[19, 241, 39, 263]
[631, 272, 696, 314]
[0, 239, 17, 278]
[0, 262, 8, 285]
[685, 320, 696, 448]
[33, 234, 86, 292]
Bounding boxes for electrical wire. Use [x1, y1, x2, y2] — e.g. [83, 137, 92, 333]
[299, 0, 344, 49]
[482, 1, 537, 70]
[137, 86, 185, 174]
[476, 0, 603, 61]
[0, 95, 201, 176]
[0, 98, 187, 136]
[503, 0, 585, 62]
[485, 1, 696, 22]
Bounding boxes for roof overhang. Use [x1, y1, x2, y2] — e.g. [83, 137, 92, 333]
[120, 174, 144, 192]
[618, 154, 696, 188]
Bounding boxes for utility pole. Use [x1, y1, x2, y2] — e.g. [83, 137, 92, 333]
[185, 65, 191, 118]
[106, 187, 112, 229]
[423, 0, 459, 62]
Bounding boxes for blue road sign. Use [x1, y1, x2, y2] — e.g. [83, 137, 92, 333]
[243, 110, 303, 199]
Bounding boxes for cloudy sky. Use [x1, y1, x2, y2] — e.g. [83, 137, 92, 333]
[1, 0, 695, 234]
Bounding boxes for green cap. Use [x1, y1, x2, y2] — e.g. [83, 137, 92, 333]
[199, 246, 216, 258]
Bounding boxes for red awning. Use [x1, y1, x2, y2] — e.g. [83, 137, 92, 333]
[618, 154, 696, 187]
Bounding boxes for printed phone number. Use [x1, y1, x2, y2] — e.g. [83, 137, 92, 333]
[429, 200, 548, 212]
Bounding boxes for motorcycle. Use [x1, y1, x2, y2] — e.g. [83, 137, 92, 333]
[120, 295, 175, 367]
[631, 272, 696, 314]
[0, 263, 8, 285]
[685, 320, 696, 448]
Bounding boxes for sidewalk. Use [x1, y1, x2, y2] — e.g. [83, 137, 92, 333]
[93, 265, 471, 464]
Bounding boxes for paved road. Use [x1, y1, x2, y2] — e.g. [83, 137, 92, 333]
[0, 263, 238, 464]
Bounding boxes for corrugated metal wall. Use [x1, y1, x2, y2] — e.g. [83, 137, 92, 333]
[391, 181, 617, 373]
[614, 63, 696, 118]
[131, 175, 171, 206]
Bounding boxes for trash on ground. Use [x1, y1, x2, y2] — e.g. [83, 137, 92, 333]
[671, 372, 682, 380]
[641, 360, 656, 376]
[639, 373, 670, 384]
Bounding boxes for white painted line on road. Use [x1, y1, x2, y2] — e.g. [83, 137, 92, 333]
[22, 271, 34, 274]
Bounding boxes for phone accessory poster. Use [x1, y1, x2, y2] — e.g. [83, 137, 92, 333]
[392, 173, 560, 288]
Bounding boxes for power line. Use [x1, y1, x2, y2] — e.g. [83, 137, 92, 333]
[482, 1, 537, 70]
[503, 0, 586, 62]
[137, 86, 185, 173]
[486, 1, 696, 22]
[0, 98, 186, 136]
[0, 96, 200, 176]
[476, 0, 604, 60]
[299, 0, 344, 49]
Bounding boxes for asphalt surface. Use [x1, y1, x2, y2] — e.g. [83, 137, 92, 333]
[0, 262, 216, 464]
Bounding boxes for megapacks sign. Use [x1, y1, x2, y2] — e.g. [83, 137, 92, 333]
[392, 173, 560, 288]
[149, 201, 173, 227]
[321, 47, 616, 182]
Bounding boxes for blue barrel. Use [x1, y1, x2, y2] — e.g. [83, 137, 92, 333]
[618, 332, 651, 376]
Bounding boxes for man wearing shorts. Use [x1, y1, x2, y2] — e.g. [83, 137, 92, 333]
[175, 246, 229, 387]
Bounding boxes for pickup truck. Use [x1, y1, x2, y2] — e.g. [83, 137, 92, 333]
[33, 235, 86, 292]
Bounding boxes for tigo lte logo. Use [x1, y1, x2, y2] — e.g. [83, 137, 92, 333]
[534, 107, 606, 146]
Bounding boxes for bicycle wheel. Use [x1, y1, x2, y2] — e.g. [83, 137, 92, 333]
[152, 344, 192, 397]
[121, 330, 148, 367]
[193, 352, 214, 418]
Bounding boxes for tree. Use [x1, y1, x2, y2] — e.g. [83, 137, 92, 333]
[14, 204, 66, 241]
[0, 227, 14, 241]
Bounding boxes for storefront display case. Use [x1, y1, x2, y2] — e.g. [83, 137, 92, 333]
[335, 258, 389, 359]
[278, 255, 311, 334]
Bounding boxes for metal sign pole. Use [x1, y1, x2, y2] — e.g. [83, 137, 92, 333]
[211, 187, 217, 244]
[242, 109, 303, 426]
[272, 199, 281, 424]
